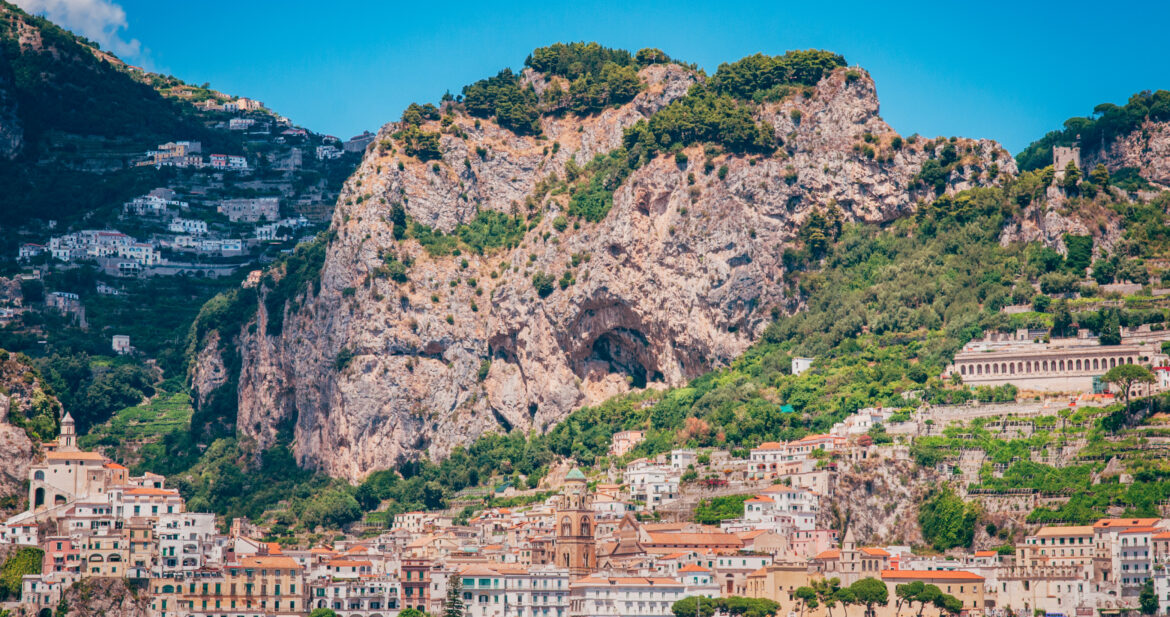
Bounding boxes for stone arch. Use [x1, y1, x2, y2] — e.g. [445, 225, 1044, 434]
[34, 487, 45, 508]
[1093, 359, 1099, 370]
[1110, 358, 1117, 368]
[960, 365, 967, 375]
[1043, 360, 1049, 372]
[1076, 359, 1082, 371]
[89, 554, 104, 562]
[54, 494, 66, 505]
[1129, 357, 1135, 365]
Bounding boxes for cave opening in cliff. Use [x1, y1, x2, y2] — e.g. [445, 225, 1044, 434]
[589, 328, 655, 389]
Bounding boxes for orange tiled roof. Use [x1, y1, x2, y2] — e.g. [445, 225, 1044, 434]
[47, 451, 106, 461]
[678, 564, 710, 573]
[327, 559, 372, 568]
[881, 570, 984, 582]
[239, 556, 301, 569]
[813, 549, 840, 560]
[974, 550, 997, 557]
[125, 487, 178, 496]
[860, 547, 890, 557]
[1094, 518, 1160, 530]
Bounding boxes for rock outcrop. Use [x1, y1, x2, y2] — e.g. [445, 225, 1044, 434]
[193, 64, 1015, 481]
[0, 391, 34, 508]
[0, 349, 57, 512]
[60, 577, 152, 617]
[1086, 120, 1170, 189]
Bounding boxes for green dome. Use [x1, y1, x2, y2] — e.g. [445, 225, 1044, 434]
[565, 468, 586, 481]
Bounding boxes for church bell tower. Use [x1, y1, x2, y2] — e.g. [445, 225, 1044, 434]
[555, 468, 596, 577]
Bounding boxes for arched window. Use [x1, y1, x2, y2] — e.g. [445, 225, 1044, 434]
[1129, 357, 1135, 365]
[34, 470, 44, 481]
[960, 365, 967, 375]
[1076, 359, 1082, 371]
[1043, 361, 1049, 372]
[1110, 358, 1117, 368]
[977, 365, 983, 375]
[1059, 360, 1065, 371]
[560, 516, 572, 537]
[1093, 359, 1099, 370]
[34, 487, 45, 508]
[580, 518, 591, 537]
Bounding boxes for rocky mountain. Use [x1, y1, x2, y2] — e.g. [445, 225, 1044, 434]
[0, 350, 61, 512]
[190, 51, 1015, 482]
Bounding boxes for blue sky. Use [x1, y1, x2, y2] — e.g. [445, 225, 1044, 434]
[23, 0, 1170, 153]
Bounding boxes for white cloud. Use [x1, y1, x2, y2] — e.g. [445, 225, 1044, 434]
[13, 0, 145, 61]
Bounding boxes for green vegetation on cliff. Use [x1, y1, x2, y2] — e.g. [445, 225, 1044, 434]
[1016, 89, 1170, 172]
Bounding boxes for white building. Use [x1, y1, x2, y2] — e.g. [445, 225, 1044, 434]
[792, 357, 814, 375]
[623, 461, 680, 511]
[168, 218, 209, 235]
[156, 512, 217, 575]
[569, 576, 685, 617]
[112, 335, 131, 355]
[316, 145, 343, 160]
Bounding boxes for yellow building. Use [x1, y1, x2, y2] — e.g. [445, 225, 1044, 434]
[744, 563, 819, 612]
[179, 555, 306, 616]
[881, 570, 985, 614]
[82, 534, 128, 577]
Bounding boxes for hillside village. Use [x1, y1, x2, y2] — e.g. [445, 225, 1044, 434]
[4, 378, 1170, 617]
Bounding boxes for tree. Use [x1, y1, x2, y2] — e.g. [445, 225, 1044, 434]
[1140, 578, 1157, 615]
[849, 578, 888, 617]
[918, 486, 976, 551]
[813, 578, 843, 617]
[310, 610, 338, 617]
[1051, 299, 1073, 337]
[1103, 364, 1155, 410]
[894, 582, 924, 617]
[795, 586, 819, 617]
[445, 576, 465, 617]
[670, 597, 716, 617]
[1099, 309, 1121, 345]
[1062, 161, 1081, 193]
[934, 594, 964, 616]
[1089, 163, 1110, 186]
[834, 587, 857, 617]
[399, 609, 428, 617]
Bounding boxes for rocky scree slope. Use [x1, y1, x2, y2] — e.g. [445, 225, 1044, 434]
[193, 62, 1015, 481]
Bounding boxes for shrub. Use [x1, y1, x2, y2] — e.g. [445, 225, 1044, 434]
[532, 272, 556, 297]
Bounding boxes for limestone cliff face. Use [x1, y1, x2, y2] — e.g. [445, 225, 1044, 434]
[194, 65, 1015, 481]
[0, 391, 34, 507]
[1086, 120, 1170, 189]
[0, 349, 58, 511]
